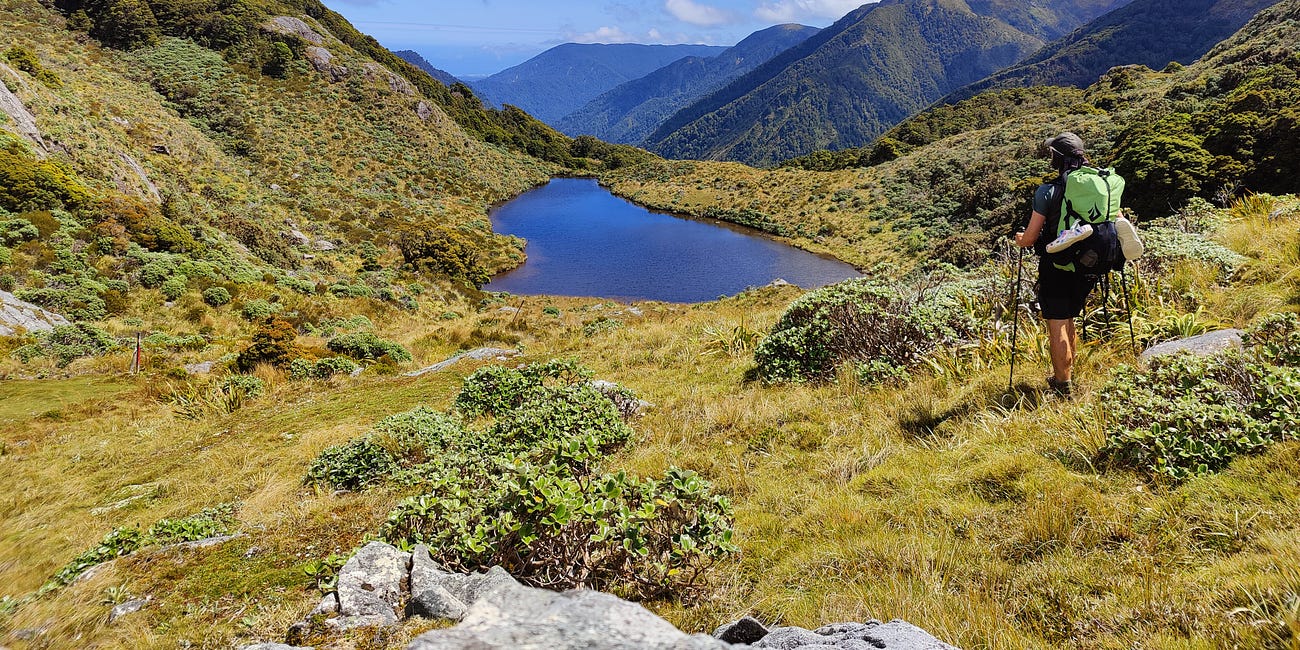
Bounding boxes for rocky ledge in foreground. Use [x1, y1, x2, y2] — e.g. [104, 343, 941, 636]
[243, 541, 958, 650]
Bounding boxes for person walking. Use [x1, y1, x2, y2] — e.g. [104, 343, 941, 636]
[1013, 132, 1098, 397]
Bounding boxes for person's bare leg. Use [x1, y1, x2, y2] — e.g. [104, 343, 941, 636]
[1047, 318, 1073, 382]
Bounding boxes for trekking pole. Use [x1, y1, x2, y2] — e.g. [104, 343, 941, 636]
[1008, 241, 1024, 393]
[1120, 269, 1137, 354]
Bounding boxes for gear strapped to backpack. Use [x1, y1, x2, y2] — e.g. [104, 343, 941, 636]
[1038, 165, 1128, 277]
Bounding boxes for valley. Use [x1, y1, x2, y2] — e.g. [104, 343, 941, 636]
[1, 0, 1298, 648]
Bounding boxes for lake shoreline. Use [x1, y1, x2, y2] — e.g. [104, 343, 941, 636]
[483, 178, 860, 303]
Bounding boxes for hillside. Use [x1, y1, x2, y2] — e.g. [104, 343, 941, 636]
[556, 24, 819, 145]
[1, 0, 1299, 649]
[943, 0, 1286, 103]
[608, 0, 1300, 274]
[393, 50, 461, 87]
[469, 43, 728, 125]
[643, 0, 1131, 166]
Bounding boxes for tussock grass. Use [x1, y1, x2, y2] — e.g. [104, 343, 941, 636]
[4, 202, 1299, 649]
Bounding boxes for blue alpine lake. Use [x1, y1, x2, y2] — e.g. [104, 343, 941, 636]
[482, 178, 860, 302]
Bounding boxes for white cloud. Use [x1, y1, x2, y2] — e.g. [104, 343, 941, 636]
[665, 0, 733, 26]
[570, 25, 638, 43]
[755, 0, 871, 23]
[567, 25, 708, 45]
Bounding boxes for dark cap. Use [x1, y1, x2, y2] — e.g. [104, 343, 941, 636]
[1043, 132, 1086, 158]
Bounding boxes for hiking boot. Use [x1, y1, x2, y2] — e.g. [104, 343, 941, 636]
[1046, 376, 1072, 398]
[1115, 216, 1145, 260]
[1046, 223, 1094, 254]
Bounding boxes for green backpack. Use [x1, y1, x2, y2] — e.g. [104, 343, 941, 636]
[1049, 166, 1126, 274]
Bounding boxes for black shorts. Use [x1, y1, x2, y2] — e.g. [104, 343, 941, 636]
[1036, 262, 1099, 320]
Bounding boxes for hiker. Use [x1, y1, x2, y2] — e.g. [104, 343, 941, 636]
[1012, 132, 1096, 397]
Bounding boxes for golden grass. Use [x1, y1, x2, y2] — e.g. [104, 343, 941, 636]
[3, 204, 1299, 649]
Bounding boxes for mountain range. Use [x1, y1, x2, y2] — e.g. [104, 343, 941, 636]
[2, 0, 1298, 648]
[943, 0, 1286, 102]
[556, 24, 820, 145]
[394, 50, 461, 87]
[469, 43, 727, 124]
[641, 0, 1134, 166]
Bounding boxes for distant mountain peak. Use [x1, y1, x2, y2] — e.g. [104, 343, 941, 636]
[393, 50, 461, 87]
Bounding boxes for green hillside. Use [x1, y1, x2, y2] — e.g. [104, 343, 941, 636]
[943, 0, 1285, 104]
[1, 0, 1298, 649]
[643, 0, 1130, 166]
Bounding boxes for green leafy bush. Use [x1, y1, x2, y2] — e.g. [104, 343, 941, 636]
[160, 276, 187, 301]
[201, 286, 231, 306]
[0, 140, 90, 213]
[287, 356, 359, 380]
[239, 299, 281, 321]
[305, 359, 731, 597]
[21, 323, 120, 367]
[1099, 314, 1300, 481]
[381, 464, 736, 599]
[44, 504, 235, 591]
[325, 332, 411, 364]
[396, 224, 489, 287]
[143, 332, 207, 351]
[454, 358, 592, 418]
[218, 374, 264, 399]
[305, 438, 398, 491]
[752, 279, 976, 384]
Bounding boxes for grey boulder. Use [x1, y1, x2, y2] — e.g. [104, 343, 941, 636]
[1140, 329, 1244, 363]
[750, 620, 958, 649]
[335, 541, 409, 626]
[406, 582, 731, 650]
[409, 545, 468, 620]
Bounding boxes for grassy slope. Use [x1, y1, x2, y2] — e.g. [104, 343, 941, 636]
[1, 2, 1298, 650]
[0, 193, 1294, 650]
[2, 196, 1298, 649]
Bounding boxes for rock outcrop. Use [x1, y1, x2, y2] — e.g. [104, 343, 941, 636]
[305, 47, 348, 82]
[254, 541, 960, 650]
[0, 63, 47, 156]
[407, 584, 729, 650]
[734, 620, 959, 649]
[404, 347, 521, 377]
[1140, 329, 1244, 363]
[1, 289, 70, 336]
[262, 16, 325, 45]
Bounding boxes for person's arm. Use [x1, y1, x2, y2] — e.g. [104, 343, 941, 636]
[1015, 211, 1046, 248]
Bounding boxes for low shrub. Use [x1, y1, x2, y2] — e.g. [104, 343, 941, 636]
[305, 438, 398, 491]
[160, 276, 187, 301]
[218, 374, 264, 399]
[20, 323, 120, 367]
[240, 298, 281, 321]
[287, 356, 359, 380]
[143, 332, 207, 351]
[325, 331, 411, 364]
[454, 358, 592, 417]
[44, 504, 236, 592]
[202, 286, 231, 306]
[236, 318, 302, 371]
[752, 278, 976, 384]
[1098, 313, 1300, 481]
[380, 464, 736, 599]
[304, 358, 731, 598]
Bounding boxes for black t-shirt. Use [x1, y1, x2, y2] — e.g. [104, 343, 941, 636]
[1033, 181, 1064, 254]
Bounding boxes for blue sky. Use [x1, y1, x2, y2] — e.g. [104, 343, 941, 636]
[327, 0, 872, 77]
